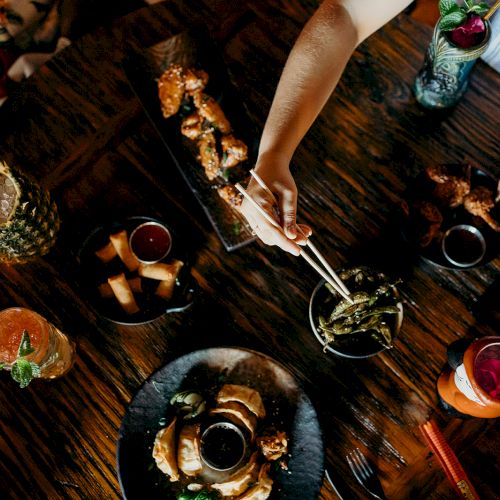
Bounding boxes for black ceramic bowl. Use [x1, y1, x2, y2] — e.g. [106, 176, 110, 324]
[77, 216, 197, 325]
[309, 276, 403, 359]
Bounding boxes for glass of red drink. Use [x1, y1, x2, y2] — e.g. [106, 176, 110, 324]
[0, 307, 76, 379]
[437, 336, 500, 418]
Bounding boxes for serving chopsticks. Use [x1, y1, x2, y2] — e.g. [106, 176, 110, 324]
[235, 170, 352, 303]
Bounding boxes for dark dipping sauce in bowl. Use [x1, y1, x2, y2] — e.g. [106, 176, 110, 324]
[442, 225, 486, 267]
[129, 222, 172, 263]
[201, 422, 246, 471]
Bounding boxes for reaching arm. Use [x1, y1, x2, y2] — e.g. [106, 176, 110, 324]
[241, 0, 413, 255]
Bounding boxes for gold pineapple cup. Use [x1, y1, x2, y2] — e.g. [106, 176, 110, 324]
[0, 162, 60, 264]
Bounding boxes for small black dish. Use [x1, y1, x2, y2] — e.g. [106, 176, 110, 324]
[441, 224, 487, 268]
[309, 278, 403, 359]
[77, 216, 196, 325]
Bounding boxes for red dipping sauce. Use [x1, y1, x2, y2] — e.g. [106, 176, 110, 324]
[442, 224, 486, 267]
[129, 222, 172, 263]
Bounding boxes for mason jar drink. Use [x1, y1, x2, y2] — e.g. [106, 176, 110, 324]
[0, 307, 76, 379]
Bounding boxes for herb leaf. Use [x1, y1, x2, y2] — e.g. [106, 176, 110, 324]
[11, 359, 35, 388]
[17, 329, 35, 357]
[439, 11, 467, 31]
[0, 362, 4, 370]
[439, 0, 457, 16]
[468, 3, 489, 15]
[438, 0, 489, 30]
[8, 330, 41, 388]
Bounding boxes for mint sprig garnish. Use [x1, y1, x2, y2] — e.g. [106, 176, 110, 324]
[11, 358, 41, 388]
[438, 0, 489, 31]
[0, 330, 41, 388]
[17, 329, 35, 357]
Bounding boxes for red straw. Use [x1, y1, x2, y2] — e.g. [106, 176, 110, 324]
[420, 419, 480, 499]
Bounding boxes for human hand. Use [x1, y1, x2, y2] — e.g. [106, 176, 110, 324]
[240, 152, 312, 255]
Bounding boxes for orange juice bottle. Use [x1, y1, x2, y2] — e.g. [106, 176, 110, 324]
[0, 307, 76, 380]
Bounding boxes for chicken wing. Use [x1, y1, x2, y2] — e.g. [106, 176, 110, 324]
[425, 164, 470, 208]
[432, 178, 470, 208]
[411, 199, 443, 247]
[197, 132, 220, 180]
[217, 185, 243, 210]
[464, 186, 500, 231]
[158, 64, 185, 119]
[181, 111, 208, 140]
[184, 68, 209, 95]
[193, 92, 231, 134]
[221, 135, 248, 168]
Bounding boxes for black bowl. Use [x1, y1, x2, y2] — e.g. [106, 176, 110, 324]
[309, 278, 403, 359]
[77, 216, 197, 325]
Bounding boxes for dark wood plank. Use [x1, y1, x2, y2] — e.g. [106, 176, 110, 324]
[0, 1, 498, 499]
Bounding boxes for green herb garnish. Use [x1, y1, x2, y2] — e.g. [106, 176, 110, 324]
[177, 489, 220, 500]
[438, 0, 489, 31]
[232, 222, 241, 236]
[0, 330, 41, 388]
[221, 168, 230, 181]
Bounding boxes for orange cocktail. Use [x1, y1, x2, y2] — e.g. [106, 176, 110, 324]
[0, 308, 75, 379]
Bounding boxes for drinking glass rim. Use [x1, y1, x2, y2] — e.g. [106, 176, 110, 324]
[0, 307, 50, 365]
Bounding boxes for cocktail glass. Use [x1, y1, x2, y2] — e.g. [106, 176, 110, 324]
[0, 307, 76, 380]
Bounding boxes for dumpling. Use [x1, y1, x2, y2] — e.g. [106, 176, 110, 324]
[211, 452, 259, 497]
[177, 423, 203, 476]
[152, 417, 179, 481]
[236, 463, 273, 499]
[209, 401, 257, 439]
[216, 385, 266, 419]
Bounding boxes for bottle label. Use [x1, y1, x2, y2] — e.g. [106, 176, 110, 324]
[454, 364, 482, 404]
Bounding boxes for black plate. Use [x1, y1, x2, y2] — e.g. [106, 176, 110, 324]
[117, 347, 324, 499]
[401, 164, 500, 269]
[122, 30, 258, 252]
[77, 216, 196, 325]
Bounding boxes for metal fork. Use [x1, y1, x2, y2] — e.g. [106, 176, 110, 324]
[346, 448, 387, 500]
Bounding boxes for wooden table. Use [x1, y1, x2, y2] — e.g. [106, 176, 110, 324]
[0, 1, 498, 498]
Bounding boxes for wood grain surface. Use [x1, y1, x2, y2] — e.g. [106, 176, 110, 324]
[0, 1, 498, 499]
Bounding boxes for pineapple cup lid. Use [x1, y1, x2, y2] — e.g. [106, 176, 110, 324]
[0, 162, 20, 225]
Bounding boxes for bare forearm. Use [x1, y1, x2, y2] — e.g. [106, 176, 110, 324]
[259, 1, 357, 161]
[258, 0, 413, 164]
[245, 0, 413, 253]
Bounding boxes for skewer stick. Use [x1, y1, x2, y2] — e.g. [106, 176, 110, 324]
[249, 169, 351, 297]
[485, 0, 500, 20]
[236, 183, 353, 303]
